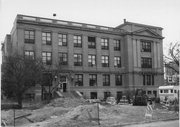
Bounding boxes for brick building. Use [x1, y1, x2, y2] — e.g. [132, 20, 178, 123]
[2, 14, 164, 101]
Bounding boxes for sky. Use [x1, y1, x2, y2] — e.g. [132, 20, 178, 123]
[0, 0, 180, 56]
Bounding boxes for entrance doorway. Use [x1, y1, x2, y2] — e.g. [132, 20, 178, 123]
[62, 83, 67, 92]
[59, 75, 67, 92]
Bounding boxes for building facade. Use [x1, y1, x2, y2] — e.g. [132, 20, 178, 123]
[2, 14, 164, 100]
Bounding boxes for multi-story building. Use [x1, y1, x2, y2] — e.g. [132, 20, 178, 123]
[2, 14, 164, 101]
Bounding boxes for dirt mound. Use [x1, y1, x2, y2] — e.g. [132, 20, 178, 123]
[47, 98, 87, 108]
[64, 104, 99, 120]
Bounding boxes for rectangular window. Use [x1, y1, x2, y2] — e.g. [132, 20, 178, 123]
[101, 38, 109, 50]
[143, 75, 154, 85]
[114, 56, 121, 68]
[114, 40, 121, 51]
[42, 32, 51, 45]
[115, 75, 122, 86]
[88, 36, 96, 49]
[24, 51, 34, 59]
[75, 74, 83, 86]
[164, 90, 168, 93]
[89, 74, 97, 86]
[74, 54, 82, 66]
[74, 35, 82, 47]
[141, 40, 151, 52]
[88, 54, 96, 67]
[171, 89, 173, 93]
[103, 74, 110, 86]
[90, 92, 97, 99]
[141, 57, 152, 68]
[160, 90, 163, 93]
[102, 55, 109, 67]
[58, 33, 67, 46]
[42, 52, 52, 65]
[168, 76, 173, 82]
[24, 30, 35, 44]
[59, 52, 68, 65]
[104, 91, 111, 100]
[148, 91, 152, 94]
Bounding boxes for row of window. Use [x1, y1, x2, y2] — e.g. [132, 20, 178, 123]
[24, 30, 121, 51]
[25, 51, 153, 68]
[42, 73, 122, 87]
[25, 51, 122, 67]
[74, 74, 154, 87]
[74, 74, 122, 86]
[88, 90, 157, 99]
[25, 30, 153, 53]
[160, 89, 178, 94]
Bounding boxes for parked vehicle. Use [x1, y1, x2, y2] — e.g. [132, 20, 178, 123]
[106, 97, 116, 105]
[119, 95, 129, 104]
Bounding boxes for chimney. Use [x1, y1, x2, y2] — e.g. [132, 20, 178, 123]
[124, 19, 126, 23]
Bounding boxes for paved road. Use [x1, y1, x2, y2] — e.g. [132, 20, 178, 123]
[123, 120, 179, 127]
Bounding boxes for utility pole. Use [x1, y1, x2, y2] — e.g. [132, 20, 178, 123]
[97, 102, 100, 125]
[14, 109, 15, 127]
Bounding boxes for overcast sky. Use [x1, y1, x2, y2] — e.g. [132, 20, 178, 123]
[0, 0, 180, 55]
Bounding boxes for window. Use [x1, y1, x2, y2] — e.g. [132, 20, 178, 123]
[88, 54, 96, 67]
[42, 32, 51, 45]
[115, 75, 122, 86]
[114, 56, 121, 68]
[141, 57, 152, 68]
[101, 38, 109, 50]
[42, 52, 52, 65]
[168, 76, 173, 82]
[102, 55, 109, 67]
[164, 90, 168, 93]
[160, 90, 163, 93]
[143, 75, 154, 85]
[88, 36, 96, 48]
[141, 40, 151, 52]
[74, 54, 82, 66]
[103, 74, 110, 86]
[90, 92, 97, 99]
[75, 74, 83, 86]
[148, 91, 152, 94]
[74, 35, 82, 47]
[89, 74, 97, 86]
[174, 90, 177, 93]
[59, 52, 68, 65]
[24, 30, 35, 44]
[24, 51, 34, 59]
[171, 89, 173, 93]
[104, 91, 111, 100]
[58, 33, 67, 46]
[114, 40, 121, 51]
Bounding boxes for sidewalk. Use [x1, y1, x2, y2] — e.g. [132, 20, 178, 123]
[119, 119, 179, 127]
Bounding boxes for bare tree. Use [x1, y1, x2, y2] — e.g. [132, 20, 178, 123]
[1, 54, 44, 108]
[164, 42, 179, 73]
